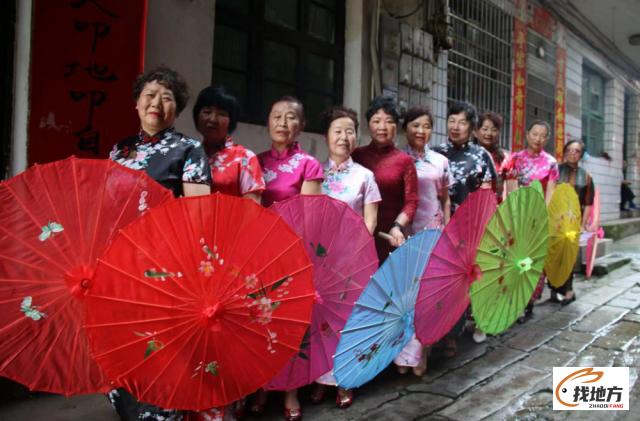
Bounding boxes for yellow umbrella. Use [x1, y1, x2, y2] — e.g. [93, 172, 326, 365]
[544, 183, 581, 287]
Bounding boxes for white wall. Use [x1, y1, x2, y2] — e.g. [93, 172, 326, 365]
[565, 32, 640, 221]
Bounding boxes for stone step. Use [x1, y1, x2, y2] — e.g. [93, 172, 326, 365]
[620, 209, 640, 219]
[591, 254, 632, 276]
[573, 237, 614, 273]
[601, 216, 640, 240]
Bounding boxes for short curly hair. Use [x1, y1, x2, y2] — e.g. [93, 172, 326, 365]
[133, 66, 190, 115]
[448, 101, 478, 127]
[319, 106, 359, 135]
[365, 96, 400, 124]
[477, 111, 503, 131]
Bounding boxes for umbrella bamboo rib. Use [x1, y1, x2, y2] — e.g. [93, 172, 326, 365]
[0, 226, 68, 273]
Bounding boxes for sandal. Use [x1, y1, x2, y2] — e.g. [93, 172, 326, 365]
[443, 339, 456, 359]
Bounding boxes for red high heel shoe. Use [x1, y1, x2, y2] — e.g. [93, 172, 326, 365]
[309, 383, 325, 404]
[284, 407, 303, 421]
[336, 393, 353, 409]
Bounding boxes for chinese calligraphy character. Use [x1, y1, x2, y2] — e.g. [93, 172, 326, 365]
[573, 386, 590, 403]
[74, 19, 110, 54]
[607, 386, 623, 402]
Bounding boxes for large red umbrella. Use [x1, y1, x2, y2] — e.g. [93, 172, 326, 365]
[414, 188, 497, 345]
[85, 194, 315, 410]
[0, 157, 173, 396]
[263, 195, 378, 391]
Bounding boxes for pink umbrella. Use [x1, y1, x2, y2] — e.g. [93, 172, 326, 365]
[264, 195, 378, 391]
[585, 188, 601, 279]
[414, 189, 497, 345]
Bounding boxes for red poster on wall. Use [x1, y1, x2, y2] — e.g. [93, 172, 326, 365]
[533, 7, 553, 41]
[555, 47, 567, 162]
[28, 0, 148, 167]
[511, 19, 527, 153]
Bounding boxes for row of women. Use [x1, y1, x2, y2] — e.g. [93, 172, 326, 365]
[108, 66, 595, 421]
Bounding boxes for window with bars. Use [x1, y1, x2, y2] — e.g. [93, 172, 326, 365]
[212, 0, 345, 133]
[447, 0, 513, 149]
[581, 66, 605, 156]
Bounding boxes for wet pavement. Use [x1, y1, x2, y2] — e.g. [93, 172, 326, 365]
[2, 235, 640, 421]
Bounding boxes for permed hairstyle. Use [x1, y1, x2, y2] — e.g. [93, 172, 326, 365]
[192, 86, 243, 134]
[320, 106, 359, 135]
[402, 105, 434, 131]
[527, 119, 552, 134]
[365, 96, 400, 124]
[133, 66, 190, 115]
[563, 139, 586, 156]
[447, 101, 478, 127]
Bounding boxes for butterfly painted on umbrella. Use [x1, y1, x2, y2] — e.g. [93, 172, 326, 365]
[20, 296, 47, 321]
[38, 222, 64, 241]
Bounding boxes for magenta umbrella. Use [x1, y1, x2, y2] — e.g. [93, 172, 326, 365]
[263, 195, 378, 391]
[585, 188, 601, 279]
[414, 189, 497, 345]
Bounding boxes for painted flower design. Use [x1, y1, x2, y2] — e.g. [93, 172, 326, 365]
[263, 169, 277, 183]
[327, 180, 347, 194]
[266, 329, 278, 354]
[245, 274, 258, 289]
[134, 331, 165, 359]
[199, 261, 214, 276]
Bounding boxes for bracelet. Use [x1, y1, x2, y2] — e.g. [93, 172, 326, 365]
[391, 222, 403, 230]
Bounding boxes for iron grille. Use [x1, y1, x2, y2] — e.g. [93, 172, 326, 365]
[447, 0, 514, 149]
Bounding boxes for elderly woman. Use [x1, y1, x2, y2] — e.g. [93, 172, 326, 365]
[474, 111, 511, 204]
[252, 96, 324, 421]
[108, 67, 212, 421]
[351, 96, 419, 263]
[553, 139, 595, 306]
[394, 105, 452, 375]
[193, 85, 265, 202]
[432, 101, 496, 358]
[309, 106, 381, 408]
[504, 120, 559, 323]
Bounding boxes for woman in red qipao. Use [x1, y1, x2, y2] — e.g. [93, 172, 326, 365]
[194, 86, 265, 202]
[352, 96, 419, 263]
[473, 111, 511, 204]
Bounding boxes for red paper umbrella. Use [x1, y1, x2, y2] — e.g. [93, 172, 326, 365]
[414, 188, 497, 345]
[0, 157, 173, 396]
[263, 195, 378, 391]
[85, 194, 315, 410]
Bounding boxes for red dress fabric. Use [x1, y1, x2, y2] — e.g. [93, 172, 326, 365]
[352, 141, 419, 263]
[489, 150, 511, 204]
[208, 137, 265, 197]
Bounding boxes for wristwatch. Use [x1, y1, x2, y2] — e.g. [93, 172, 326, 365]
[391, 222, 403, 230]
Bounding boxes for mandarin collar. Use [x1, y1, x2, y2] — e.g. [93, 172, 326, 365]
[366, 140, 395, 155]
[403, 144, 430, 160]
[325, 156, 354, 173]
[209, 137, 233, 154]
[447, 139, 470, 151]
[139, 127, 175, 144]
[269, 141, 301, 160]
[523, 148, 543, 159]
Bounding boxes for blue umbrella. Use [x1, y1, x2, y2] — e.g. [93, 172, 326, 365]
[333, 229, 441, 389]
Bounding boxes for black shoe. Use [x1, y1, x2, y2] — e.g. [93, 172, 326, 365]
[548, 296, 561, 303]
[561, 295, 576, 306]
[525, 303, 534, 316]
[517, 315, 526, 324]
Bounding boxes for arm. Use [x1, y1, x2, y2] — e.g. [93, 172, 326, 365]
[622, 180, 632, 185]
[481, 181, 492, 189]
[440, 187, 451, 226]
[301, 179, 323, 195]
[582, 205, 592, 231]
[389, 213, 411, 247]
[389, 160, 419, 247]
[183, 182, 211, 197]
[544, 179, 557, 205]
[363, 202, 378, 235]
[242, 191, 262, 204]
[506, 179, 518, 193]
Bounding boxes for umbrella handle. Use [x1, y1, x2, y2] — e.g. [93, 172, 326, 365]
[377, 232, 393, 241]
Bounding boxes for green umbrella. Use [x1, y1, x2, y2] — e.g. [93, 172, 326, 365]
[469, 181, 549, 334]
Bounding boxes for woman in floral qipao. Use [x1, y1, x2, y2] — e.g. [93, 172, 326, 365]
[252, 97, 324, 421]
[396, 105, 453, 376]
[309, 106, 381, 408]
[194, 85, 265, 203]
[108, 68, 214, 421]
[504, 120, 559, 324]
[473, 111, 511, 204]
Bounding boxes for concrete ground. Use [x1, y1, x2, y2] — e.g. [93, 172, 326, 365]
[2, 235, 640, 421]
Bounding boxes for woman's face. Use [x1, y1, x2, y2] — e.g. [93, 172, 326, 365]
[527, 124, 549, 153]
[564, 143, 583, 165]
[447, 112, 472, 145]
[369, 109, 397, 147]
[136, 81, 177, 134]
[474, 119, 500, 151]
[268, 101, 304, 147]
[405, 115, 432, 151]
[197, 106, 230, 143]
[326, 117, 357, 159]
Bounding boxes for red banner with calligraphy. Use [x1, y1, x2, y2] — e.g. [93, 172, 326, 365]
[555, 46, 567, 162]
[28, 0, 148, 166]
[511, 19, 527, 153]
[533, 7, 553, 41]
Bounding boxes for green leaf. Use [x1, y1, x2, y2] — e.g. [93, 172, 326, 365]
[134, 331, 147, 337]
[270, 276, 288, 292]
[246, 293, 258, 299]
[490, 248, 500, 254]
[300, 342, 310, 349]
[382, 302, 391, 312]
[297, 352, 309, 360]
[271, 302, 281, 311]
[144, 346, 152, 359]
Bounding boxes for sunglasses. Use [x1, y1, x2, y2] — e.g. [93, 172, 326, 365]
[565, 148, 582, 154]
